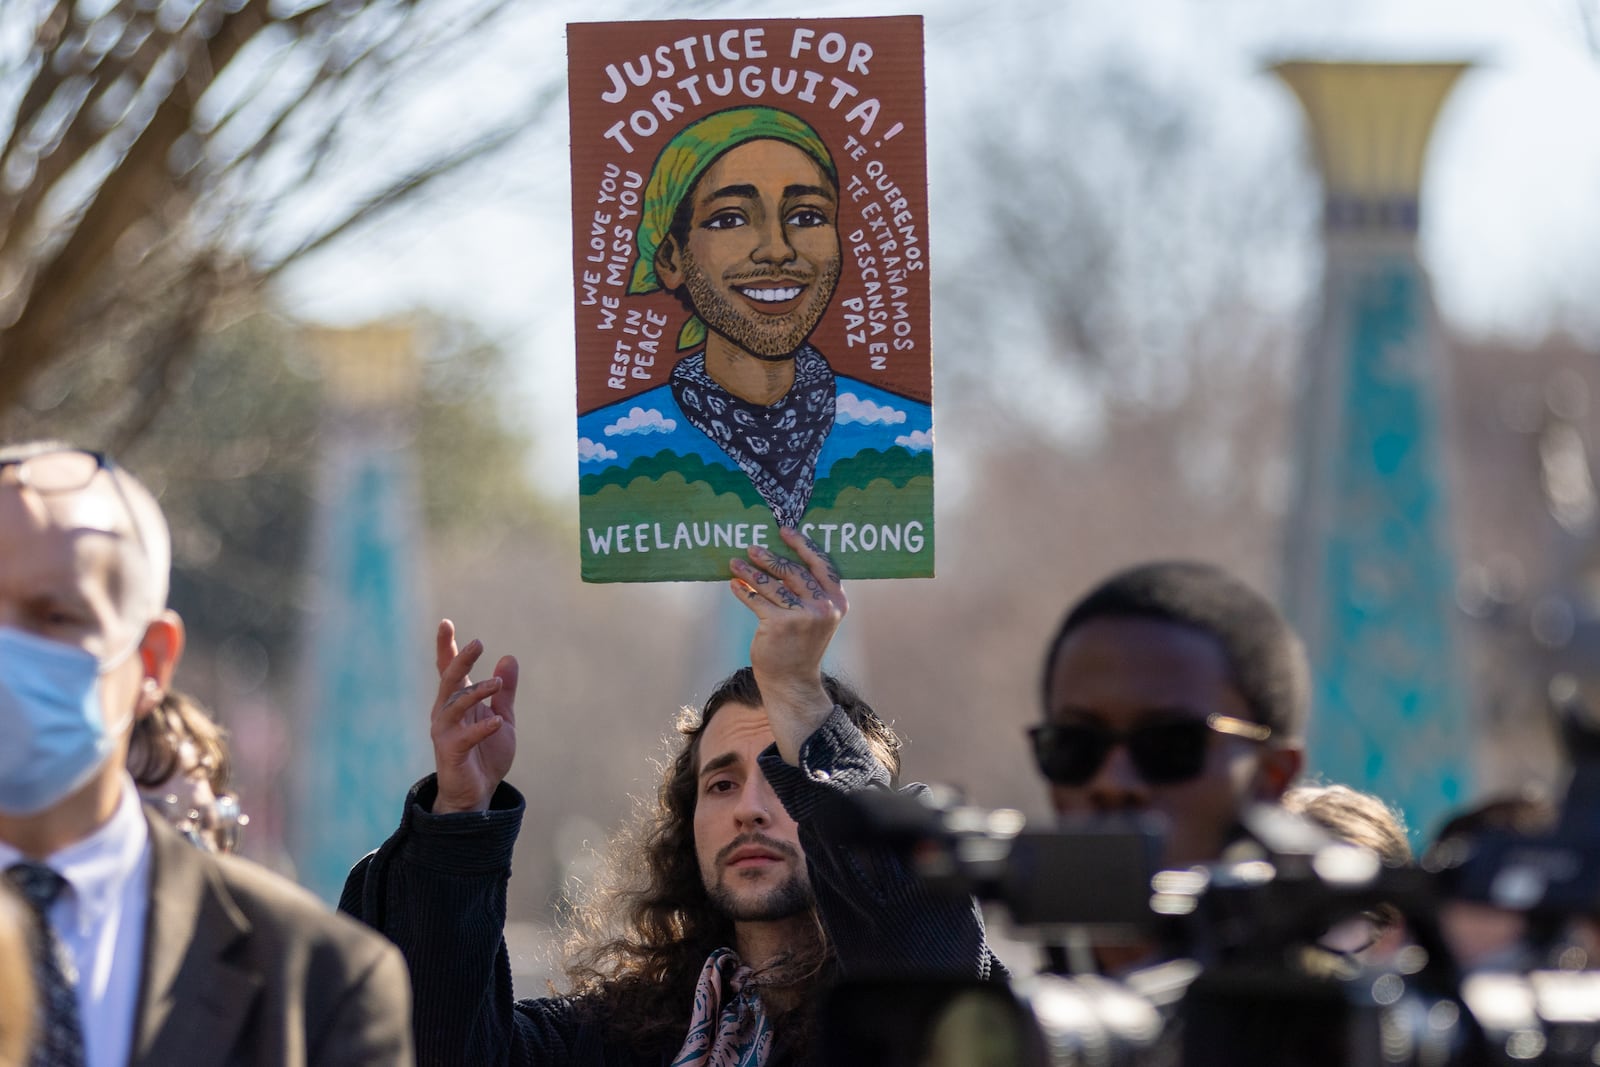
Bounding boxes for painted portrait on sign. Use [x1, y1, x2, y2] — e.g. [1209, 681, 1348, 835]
[570, 18, 932, 582]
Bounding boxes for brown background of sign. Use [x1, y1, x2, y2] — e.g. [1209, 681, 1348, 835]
[568, 16, 930, 416]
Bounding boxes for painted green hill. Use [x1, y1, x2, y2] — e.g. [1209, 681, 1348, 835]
[809, 447, 932, 509]
[580, 445, 933, 513]
[580, 449, 763, 507]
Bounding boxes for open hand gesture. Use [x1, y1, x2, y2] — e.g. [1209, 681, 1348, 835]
[429, 619, 519, 814]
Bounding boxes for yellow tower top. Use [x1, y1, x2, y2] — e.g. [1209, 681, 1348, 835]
[1273, 61, 1470, 232]
[307, 321, 420, 410]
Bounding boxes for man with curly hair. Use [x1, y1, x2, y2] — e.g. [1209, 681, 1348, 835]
[343, 528, 1001, 1065]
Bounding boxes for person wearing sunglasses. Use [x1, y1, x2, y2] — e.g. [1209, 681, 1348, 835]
[1031, 560, 1309, 875]
[0, 442, 412, 1066]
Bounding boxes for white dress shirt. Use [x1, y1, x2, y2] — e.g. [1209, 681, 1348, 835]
[0, 774, 150, 1067]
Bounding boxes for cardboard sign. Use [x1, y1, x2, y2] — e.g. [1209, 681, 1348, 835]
[569, 17, 933, 582]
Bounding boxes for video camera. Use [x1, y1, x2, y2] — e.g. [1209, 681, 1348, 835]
[819, 694, 1600, 1066]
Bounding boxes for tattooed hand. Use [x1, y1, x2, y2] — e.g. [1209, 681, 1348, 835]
[728, 527, 845, 764]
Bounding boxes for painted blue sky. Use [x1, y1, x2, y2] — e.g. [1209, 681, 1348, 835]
[578, 376, 933, 477]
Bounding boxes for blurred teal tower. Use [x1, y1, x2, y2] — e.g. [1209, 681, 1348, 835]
[1275, 62, 1473, 841]
[294, 323, 428, 901]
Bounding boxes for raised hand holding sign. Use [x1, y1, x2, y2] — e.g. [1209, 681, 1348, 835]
[728, 526, 846, 764]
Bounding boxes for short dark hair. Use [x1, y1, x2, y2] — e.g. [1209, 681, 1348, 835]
[1041, 561, 1311, 741]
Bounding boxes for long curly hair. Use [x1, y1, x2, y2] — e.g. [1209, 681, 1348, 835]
[560, 667, 901, 1059]
[127, 689, 231, 793]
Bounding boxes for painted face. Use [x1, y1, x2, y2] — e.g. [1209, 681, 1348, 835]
[693, 701, 812, 921]
[1042, 617, 1279, 870]
[661, 139, 842, 360]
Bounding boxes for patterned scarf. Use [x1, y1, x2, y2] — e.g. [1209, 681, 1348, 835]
[672, 345, 835, 528]
[670, 948, 772, 1067]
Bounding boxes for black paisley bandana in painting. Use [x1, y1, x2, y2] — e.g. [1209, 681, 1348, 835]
[672, 345, 836, 527]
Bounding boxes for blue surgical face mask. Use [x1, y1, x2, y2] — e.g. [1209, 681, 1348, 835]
[0, 625, 142, 815]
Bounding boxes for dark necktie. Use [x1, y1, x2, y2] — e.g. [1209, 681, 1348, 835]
[5, 862, 87, 1067]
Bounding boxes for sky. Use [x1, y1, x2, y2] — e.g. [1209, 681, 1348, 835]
[276, 0, 1600, 491]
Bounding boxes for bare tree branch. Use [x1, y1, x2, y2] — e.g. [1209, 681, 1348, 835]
[0, 0, 539, 439]
[260, 107, 537, 275]
[0, 1, 74, 163]
[0, 9, 172, 263]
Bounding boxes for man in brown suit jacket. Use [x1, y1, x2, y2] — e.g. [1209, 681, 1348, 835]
[0, 442, 412, 1067]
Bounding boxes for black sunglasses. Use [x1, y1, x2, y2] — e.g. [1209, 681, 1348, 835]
[1028, 714, 1272, 787]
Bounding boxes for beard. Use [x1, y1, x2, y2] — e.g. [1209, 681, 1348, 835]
[702, 831, 815, 922]
[706, 867, 815, 922]
[680, 248, 841, 360]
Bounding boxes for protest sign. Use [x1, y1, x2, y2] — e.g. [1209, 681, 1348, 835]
[570, 16, 933, 581]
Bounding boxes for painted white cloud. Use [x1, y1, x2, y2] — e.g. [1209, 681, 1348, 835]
[836, 392, 906, 426]
[894, 429, 933, 452]
[604, 406, 677, 437]
[578, 437, 618, 462]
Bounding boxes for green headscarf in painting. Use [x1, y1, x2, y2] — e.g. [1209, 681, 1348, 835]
[629, 106, 837, 351]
